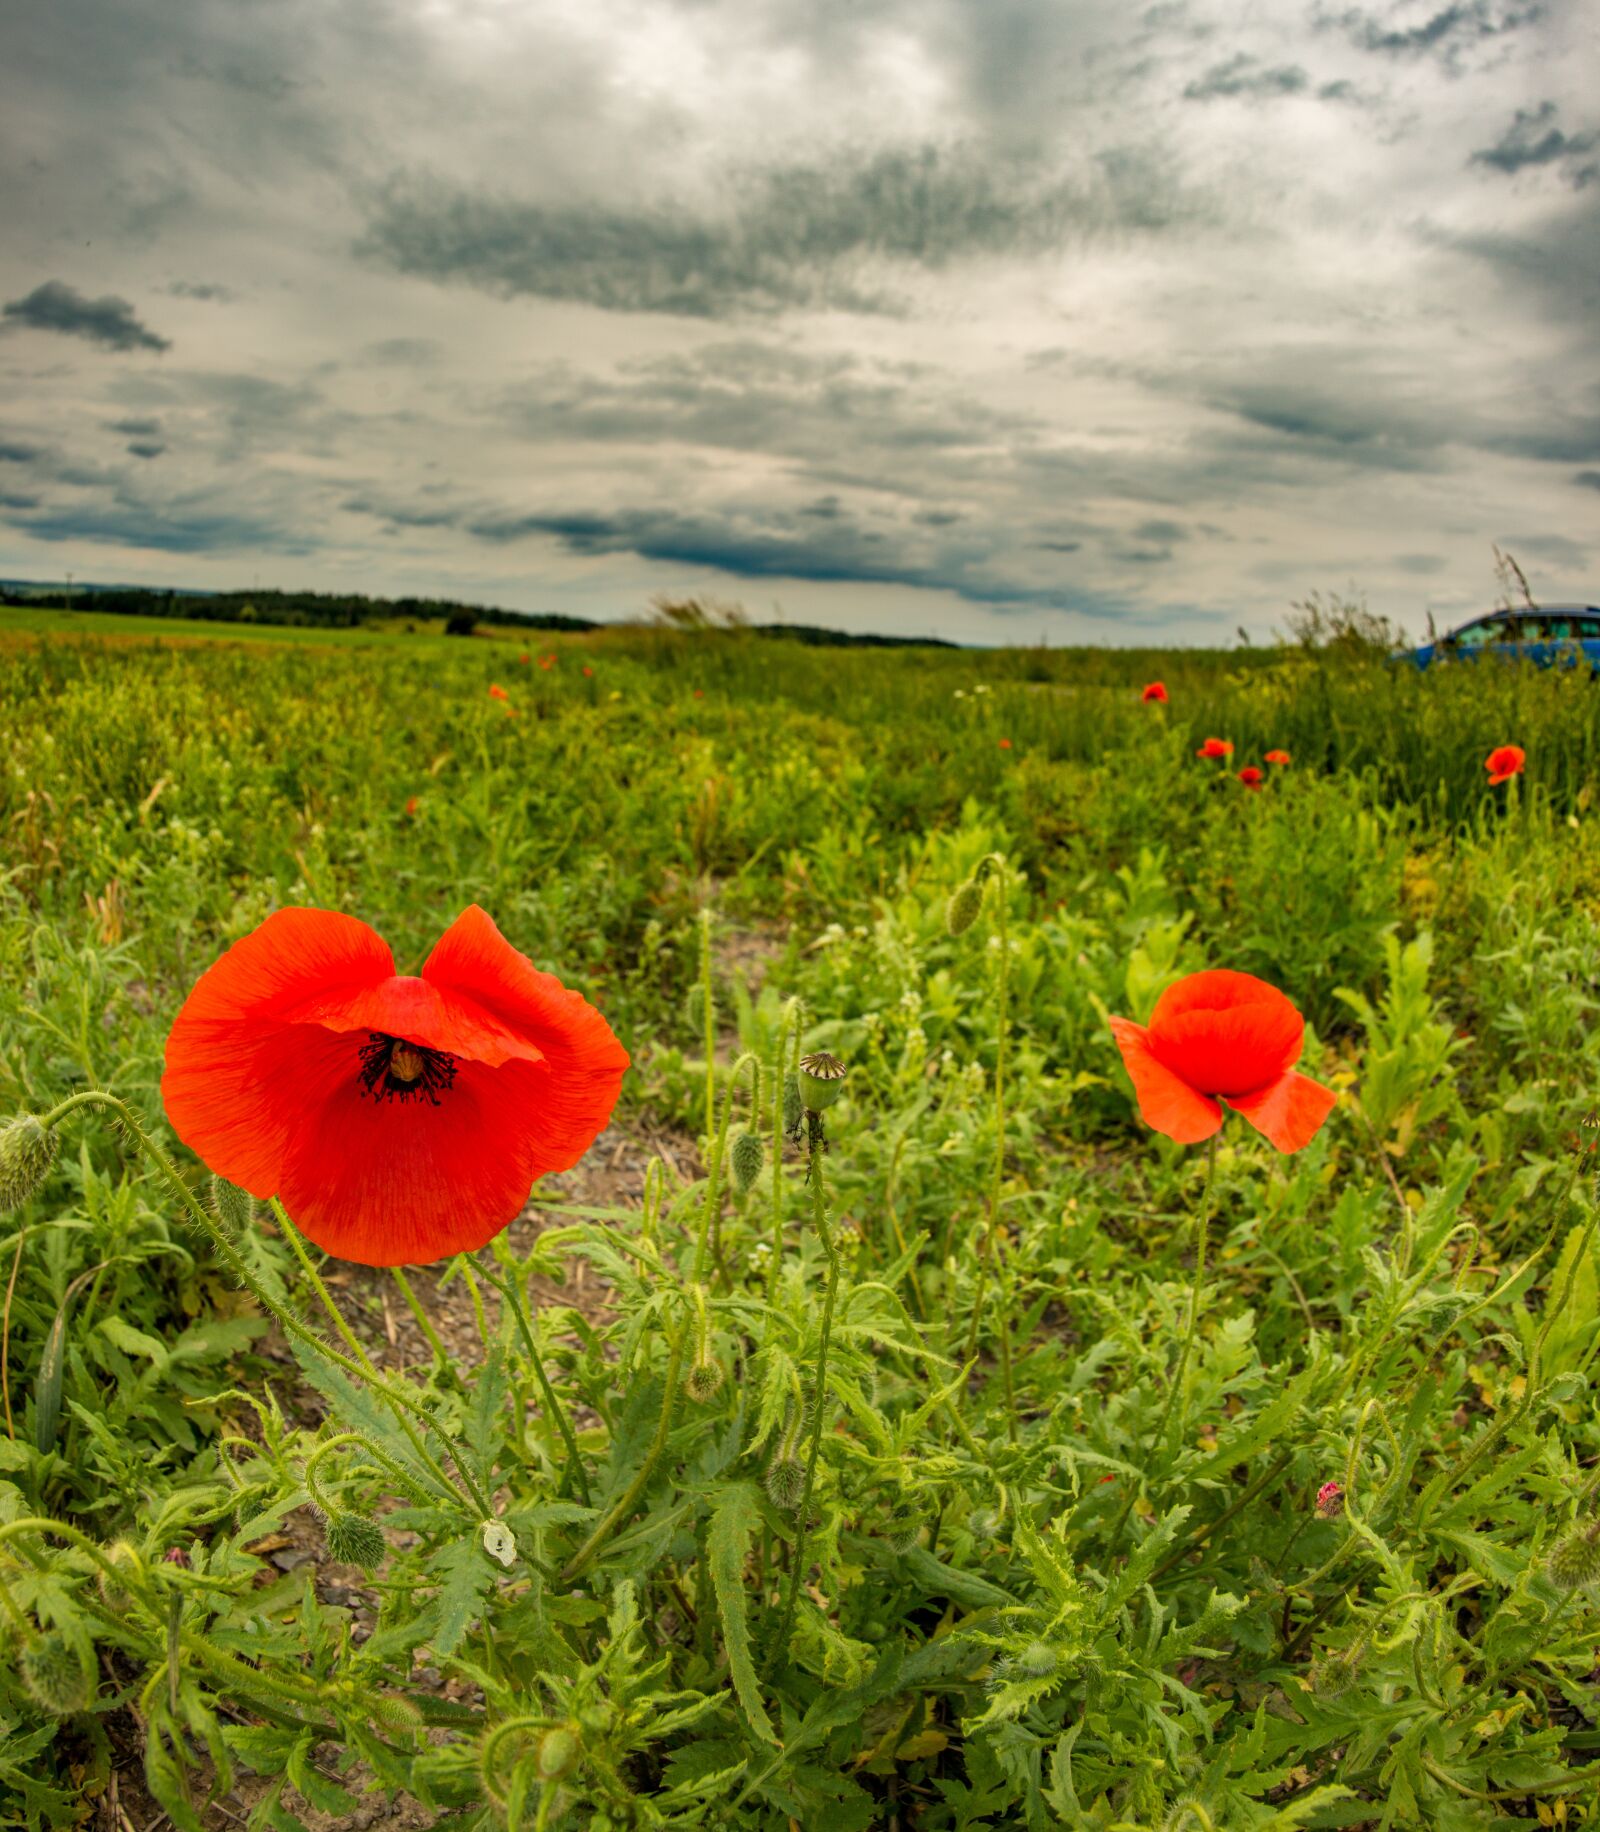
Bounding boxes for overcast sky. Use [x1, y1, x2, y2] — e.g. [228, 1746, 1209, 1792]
[2, 0, 1596, 643]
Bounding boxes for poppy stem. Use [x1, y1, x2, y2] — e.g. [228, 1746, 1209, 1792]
[771, 1125, 843, 1670]
[271, 1201, 496, 1520]
[558, 1325, 686, 1583]
[483, 1245, 592, 1508]
[765, 1006, 796, 1309]
[1152, 1133, 1220, 1459]
[961, 857, 1018, 1440]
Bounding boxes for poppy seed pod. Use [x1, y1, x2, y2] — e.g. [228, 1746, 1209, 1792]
[0, 1115, 57, 1212]
[325, 1511, 386, 1571]
[1548, 1523, 1600, 1590]
[798, 1052, 848, 1113]
[946, 878, 984, 937]
[20, 1633, 94, 1717]
[211, 1173, 255, 1231]
[731, 1128, 764, 1195]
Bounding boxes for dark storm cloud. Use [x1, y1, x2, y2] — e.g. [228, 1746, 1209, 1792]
[0, 440, 42, 464]
[360, 141, 1202, 318]
[1184, 55, 1309, 100]
[1209, 382, 1446, 472]
[2, 281, 170, 352]
[1575, 471, 1600, 491]
[108, 418, 162, 437]
[125, 442, 165, 459]
[13, 498, 312, 554]
[1322, 2, 1544, 62]
[166, 281, 233, 302]
[1470, 103, 1598, 187]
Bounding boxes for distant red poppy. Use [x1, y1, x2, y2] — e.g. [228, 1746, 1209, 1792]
[693, 689, 704, 699]
[1485, 744, 1525, 786]
[1196, 737, 1233, 760]
[162, 906, 629, 1266]
[1238, 766, 1264, 790]
[538, 653, 556, 671]
[582, 665, 594, 678]
[404, 796, 420, 818]
[488, 684, 510, 702]
[998, 738, 1013, 750]
[518, 653, 530, 665]
[1108, 969, 1335, 1153]
[1142, 682, 1168, 703]
[1264, 750, 1291, 766]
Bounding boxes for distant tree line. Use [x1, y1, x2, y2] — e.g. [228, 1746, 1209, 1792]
[0, 583, 595, 634]
[1, 581, 958, 648]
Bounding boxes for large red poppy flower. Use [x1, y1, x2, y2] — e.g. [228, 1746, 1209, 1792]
[1485, 744, 1524, 786]
[1108, 969, 1335, 1153]
[1238, 766, 1264, 791]
[1196, 737, 1233, 759]
[1142, 682, 1168, 703]
[162, 906, 629, 1266]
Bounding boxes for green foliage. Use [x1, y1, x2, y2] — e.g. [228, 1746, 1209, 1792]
[3, 624, 1600, 1827]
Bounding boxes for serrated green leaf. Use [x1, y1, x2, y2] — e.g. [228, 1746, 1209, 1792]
[707, 1481, 777, 1743]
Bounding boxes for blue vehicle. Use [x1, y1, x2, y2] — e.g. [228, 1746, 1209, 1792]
[1401, 605, 1600, 670]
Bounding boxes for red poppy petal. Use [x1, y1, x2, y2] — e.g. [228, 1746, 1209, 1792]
[423, 908, 629, 1076]
[278, 1056, 552, 1265]
[283, 974, 546, 1069]
[1148, 970, 1304, 1097]
[163, 1021, 355, 1199]
[162, 910, 396, 1191]
[1225, 1071, 1337, 1154]
[1109, 1016, 1224, 1145]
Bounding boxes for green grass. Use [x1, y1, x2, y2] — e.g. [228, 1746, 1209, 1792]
[2, 624, 1599, 1829]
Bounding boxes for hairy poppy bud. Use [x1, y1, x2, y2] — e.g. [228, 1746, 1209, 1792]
[782, 1072, 803, 1136]
[731, 1128, 764, 1195]
[765, 1456, 806, 1511]
[0, 1115, 57, 1212]
[886, 1510, 921, 1555]
[97, 1540, 145, 1613]
[211, 1174, 255, 1231]
[682, 980, 712, 1034]
[325, 1511, 386, 1571]
[1548, 1523, 1600, 1591]
[20, 1633, 94, 1717]
[1309, 1639, 1365, 1698]
[946, 878, 983, 937]
[1015, 1642, 1057, 1679]
[685, 1357, 725, 1403]
[537, 1724, 581, 1781]
[369, 1692, 424, 1732]
[798, 1053, 847, 1113]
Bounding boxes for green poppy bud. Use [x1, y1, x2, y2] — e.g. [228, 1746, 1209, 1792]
[946, 878, 984, 937]
[0, 1115, 57, 1212]
[20, 1633, 94, 1717]
[731, 1128, 764, 1195]
[685, 1357, 725, 1403]
[1015, 1642, 1057, 1678]
[536, 1724, 581, 1781]
[765, 1456, 806, 1511]
[211, 1174, 255, 1231]
[369, 1692, 425, 1731]
[97, 1539, 146, 1613]
[798, 1052, 847, 1113]
[886, 1511, 921, 1555]
[1549, 1524, 1600, 1590]
[324, 1511, 386, 1571]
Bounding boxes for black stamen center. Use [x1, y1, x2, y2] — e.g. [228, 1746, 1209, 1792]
[356, 1033, 458, 1106]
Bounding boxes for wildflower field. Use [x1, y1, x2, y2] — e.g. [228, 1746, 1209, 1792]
[5, 615, 1600, 1831]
